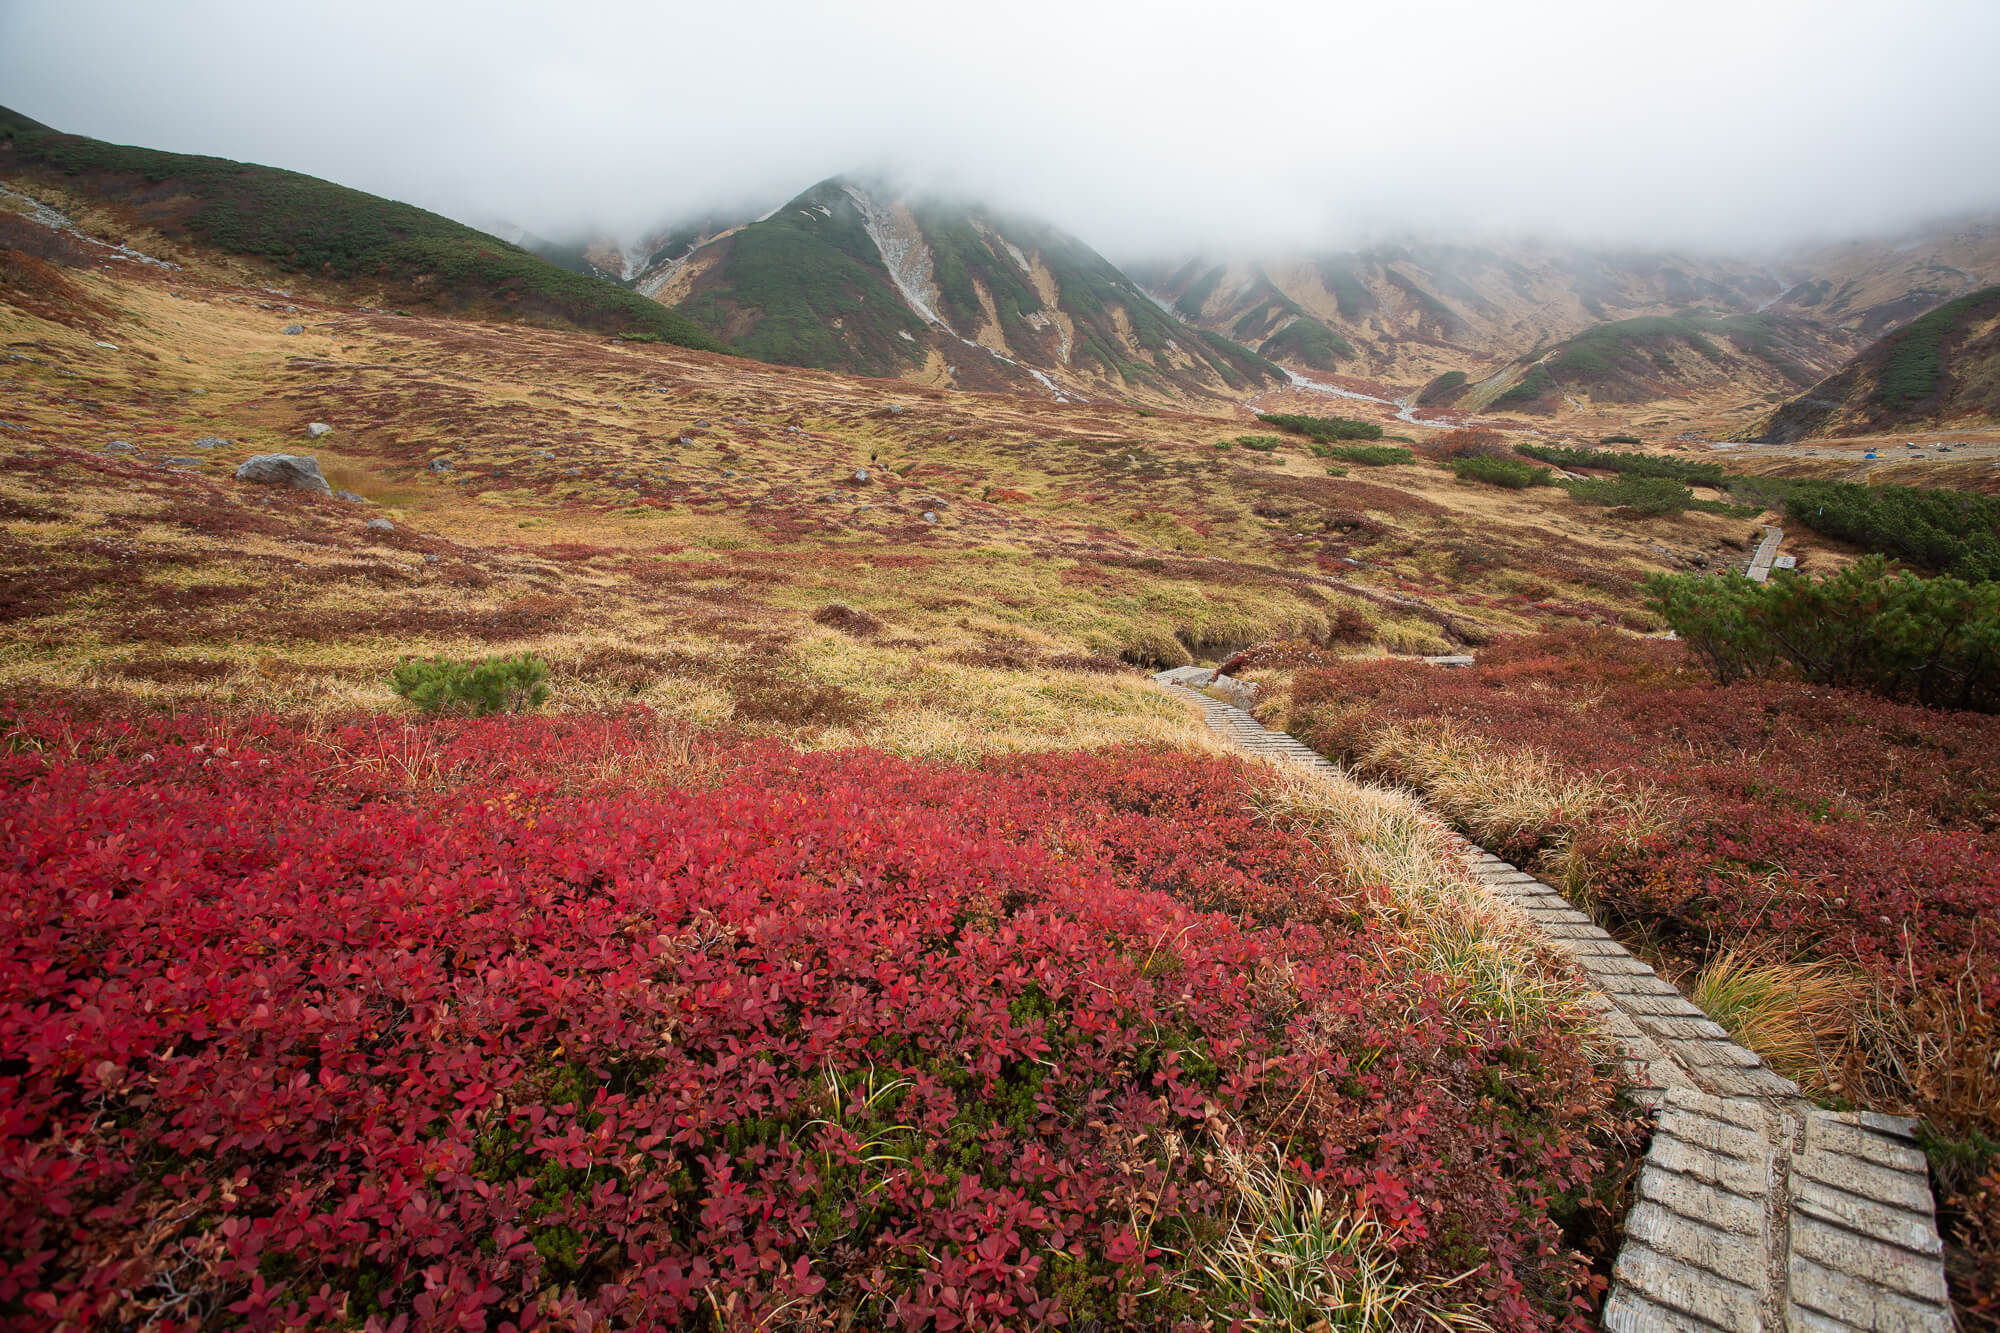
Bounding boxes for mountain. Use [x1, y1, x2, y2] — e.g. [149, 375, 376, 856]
[1130, 244, 1794, 384]
[639, 179, 1285, 403]
[0, 105, 728, 352]
[1434, 311, 1855, 417]
[1747, 286, 2000, 441]
[1765, 221, 2000, 337]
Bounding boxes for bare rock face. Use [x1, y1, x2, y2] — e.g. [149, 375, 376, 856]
[234, 453, 332, 495]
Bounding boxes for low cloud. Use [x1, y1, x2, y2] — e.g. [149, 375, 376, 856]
[5, 0, 1998, 260]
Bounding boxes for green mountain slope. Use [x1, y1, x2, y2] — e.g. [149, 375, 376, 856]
[1749, 287, 2000, 441]
[0, 105, 728, 352]
[660, 179, 1283, 400]
[1480, 312, 1838, 414]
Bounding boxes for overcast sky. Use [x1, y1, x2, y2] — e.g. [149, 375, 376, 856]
[5, 0, 1998, 260]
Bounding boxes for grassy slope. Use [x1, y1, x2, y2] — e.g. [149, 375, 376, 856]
[0, 229, 1779, 757]
[1491, 312, 1827, 413]
[1751, 286, 2000, 442]
[0, 105, 729, 352]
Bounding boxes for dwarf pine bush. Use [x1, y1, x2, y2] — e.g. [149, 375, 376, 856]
[1647, 557, 2000, 710]
[390, 652, 551, 715]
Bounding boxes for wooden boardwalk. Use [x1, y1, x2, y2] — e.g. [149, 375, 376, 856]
[1154, 668, 1952, 1332]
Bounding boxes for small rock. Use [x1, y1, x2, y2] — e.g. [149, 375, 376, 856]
[337, 489, 366, 503]
[163, 456, 204, 466]
[305, 422, 333, 438]
[191, 388, 206, 395]
[922, 511, 938, 525]
[563, 467, 582, 477]
[424, 553, 440, 564]
[191, 436, 229, 449]
[853, 467, 870, 483]
[429, 458, 453, 473]
[722, 470, 737, 479]
[104, 440, 135, 453]
[368, 518, 394, 532]
[281, 324, 305, 335]
[694, 418, 712, 427]
[95, 341, 118, 350]
[888, 404, 904, 415]
[676, 435, 695, 446]
[235, 453, 333, 495]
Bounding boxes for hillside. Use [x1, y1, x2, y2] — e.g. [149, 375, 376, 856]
[1748, 286, 2000, 442]
[0, 105, 729, 352]
[1769, 220, 2000, 337]
[643, 178, 1285, 404]
[1451, 311, 1852, 417]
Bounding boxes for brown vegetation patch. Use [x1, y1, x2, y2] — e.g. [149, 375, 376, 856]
[812, 603, 882, 637]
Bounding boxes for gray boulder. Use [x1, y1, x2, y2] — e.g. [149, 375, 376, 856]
[367, 518, 394, 532]
[234, 453, 332, 495]
[191, 436, 230, 449]
[104, 440, 134, 453]
[337, 489, 365, 504]
[305, 422, 333, 438]
[163, 456, 204, 466]
[429, 458, 453, 473]
[922, 511, 938, 525]
[281, 324, 305, 335]
[853, 467, 870, 483]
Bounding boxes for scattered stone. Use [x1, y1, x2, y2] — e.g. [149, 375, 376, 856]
[191, 388, 206, 395]
[191, 436, 229, 449]
[163, 456, 204, 466]
[921, 511, 938, 525]
[95, 341, 118, 350]
[424, 553, 440, 564]
[367, 518, 394, 532]
[337, 490, 365, 504]
[104, 440, 134, 453]
[305, 422, 333, 438]
[563, 467, 582, 477]
[888, 404, 904, 415]
[852, 467, 870, 483]
[234, 453, 333, 495]
[429, 458, 453, 473]
[281, 324, 305, 335]
[694, 418, 712, 427]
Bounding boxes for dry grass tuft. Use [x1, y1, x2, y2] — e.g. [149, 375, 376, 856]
[1687, 950, 1861, 1095]
[1197, 1142, 1490, 1332]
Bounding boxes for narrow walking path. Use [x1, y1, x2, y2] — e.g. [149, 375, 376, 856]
[1747, 525, 1784, 582]
[1153, 667, 1952, 1333]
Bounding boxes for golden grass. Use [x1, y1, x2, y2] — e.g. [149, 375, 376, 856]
[1248, 764, 1582, 1028]
[1687, 950, 1862, 1096]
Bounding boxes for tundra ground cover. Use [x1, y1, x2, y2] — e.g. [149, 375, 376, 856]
[1270, 631, 2000, 1318]
[1, 702, 1639, 1330]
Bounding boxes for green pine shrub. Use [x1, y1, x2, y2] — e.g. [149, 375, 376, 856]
[1255, 412, 1384, 442]
[390, 653, 552, 715]
[1451, 455, 1551, 488]
[1646, 558, 2000, 710]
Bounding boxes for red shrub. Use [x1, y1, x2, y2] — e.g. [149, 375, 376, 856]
[0, 705, 1632, 1331]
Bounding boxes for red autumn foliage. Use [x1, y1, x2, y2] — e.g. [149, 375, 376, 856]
[0, 704, 1636, 1331]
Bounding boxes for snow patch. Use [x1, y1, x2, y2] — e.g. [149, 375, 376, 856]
[1278, 368, 1443, 427]
[843, 185, 949, 330]
[0, 185, 178, 269]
